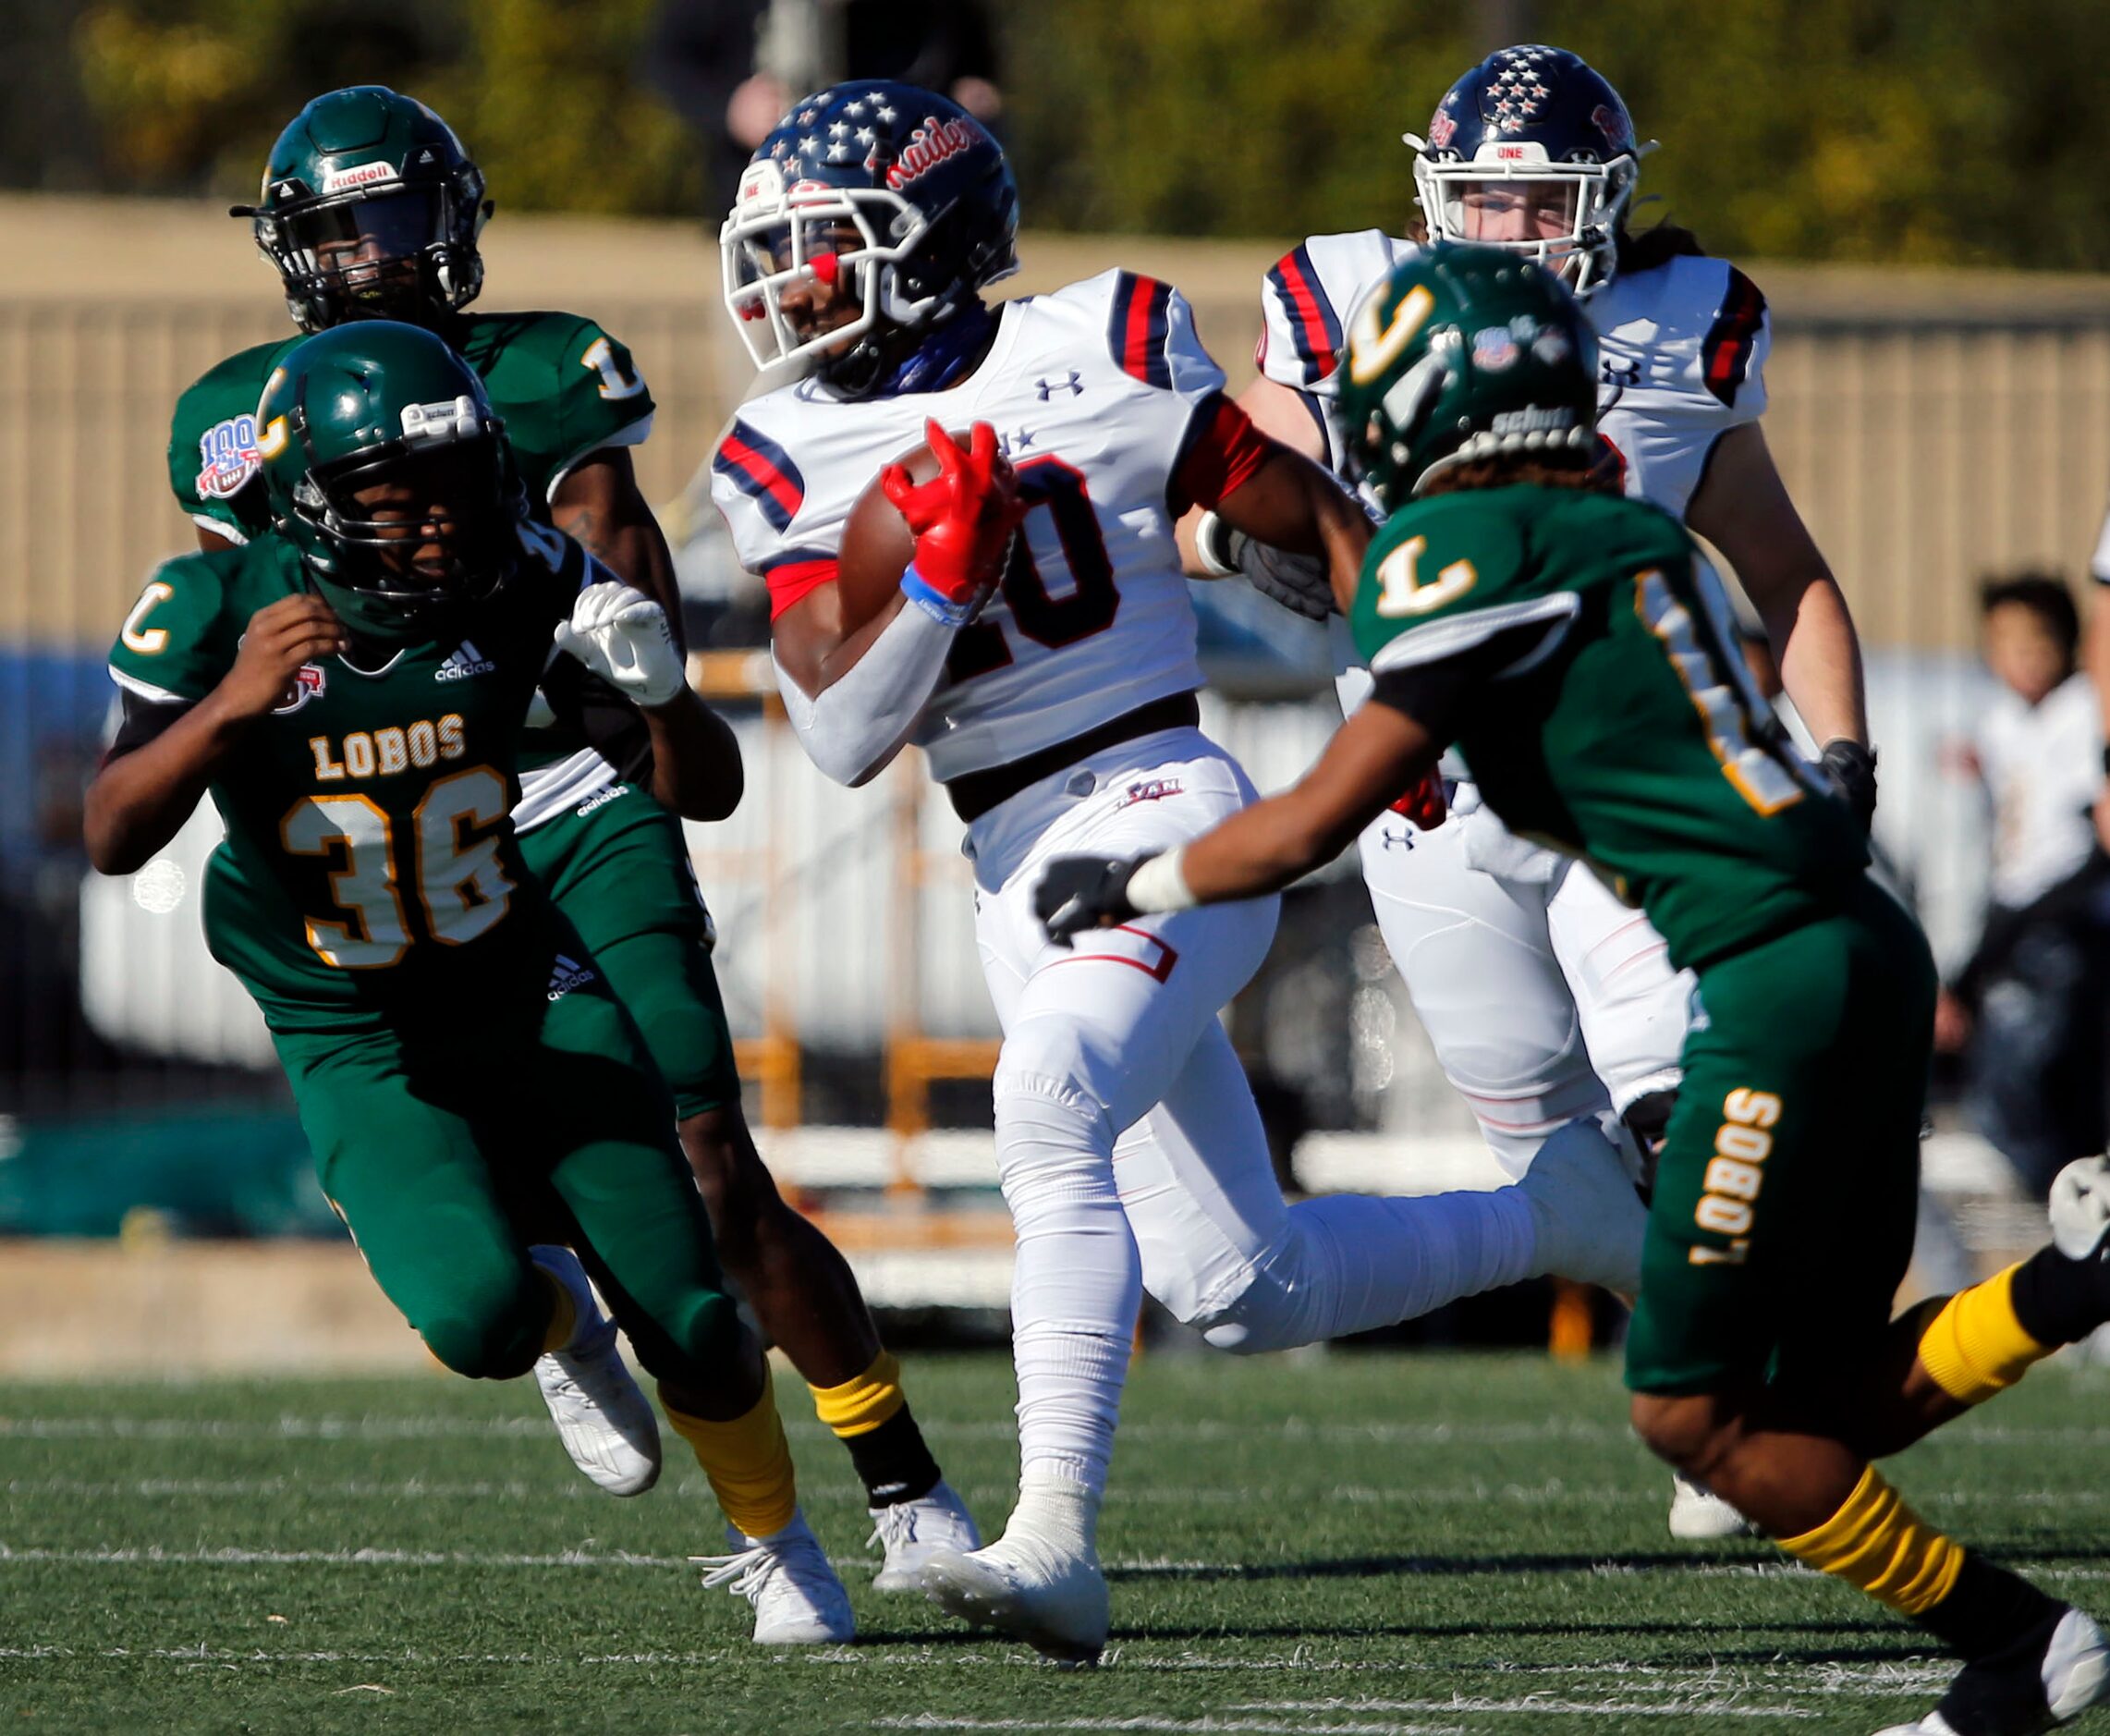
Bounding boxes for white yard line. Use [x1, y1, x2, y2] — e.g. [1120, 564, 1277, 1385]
[1228, 1698, 1821, 1720]
[0, 1415, 1627, 1447]
[873, 1719, 1465, 1735]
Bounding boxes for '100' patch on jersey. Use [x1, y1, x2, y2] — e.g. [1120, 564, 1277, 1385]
[197, 415, 262, 500]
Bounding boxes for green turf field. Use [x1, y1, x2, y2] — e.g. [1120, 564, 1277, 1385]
[2, 1349, 2104, 1733]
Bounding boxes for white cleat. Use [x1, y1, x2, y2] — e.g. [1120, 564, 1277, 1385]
[1667, 1471, 1758, 1540]
[694, 1511, 856, 1645]
[869, 1479, 982, 1594]
[2050, 1157, 2110, 1263]
[1518, 1119, 1650, 1294]
[1872, 1606, 2109, 1734]
[921, 1531, 1110, 1665]
[530, 1244, 660, 1498]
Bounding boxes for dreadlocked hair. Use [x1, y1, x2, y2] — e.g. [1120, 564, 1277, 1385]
[1420, 451, 1609, 498]
[1616, 221, 1706, 275]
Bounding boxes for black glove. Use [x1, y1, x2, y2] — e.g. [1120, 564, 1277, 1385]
[1035, 853, 1150, 946]
[1195, 510, 1336, 622]
[1819, 739, 1878, 832]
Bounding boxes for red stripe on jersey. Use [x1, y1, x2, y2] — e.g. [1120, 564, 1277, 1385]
[764, 556, 837, 620]
[1171, 394, 1277, 517]
[721, 435, 804, 522]
[1123, 277, 1159, 381]
[1701, 269, 1767, 408]
[1276, 251, 1338, 379]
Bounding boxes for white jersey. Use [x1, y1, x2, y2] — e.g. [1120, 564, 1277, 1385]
[1261, 230, 1773, 715]
[1977, 672, 2105, 909]
[1258, 230, 1772, 522]
[714, 272, 1239, 784]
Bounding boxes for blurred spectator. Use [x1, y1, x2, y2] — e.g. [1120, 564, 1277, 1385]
[644, 0, 1002, 222]
[1936, 573, 2110, 1194]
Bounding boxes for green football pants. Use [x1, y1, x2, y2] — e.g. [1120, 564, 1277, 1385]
[1625, 874, 1937, 1400]
[272, 909, 741, 1388]
[518, 784, 742, 1119]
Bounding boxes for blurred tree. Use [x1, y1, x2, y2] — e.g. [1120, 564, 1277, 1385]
[35, 0, 2110, 271]
[424, 0, 700, 216]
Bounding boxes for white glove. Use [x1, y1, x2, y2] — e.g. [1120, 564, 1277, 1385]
[554, 581, 686, 707]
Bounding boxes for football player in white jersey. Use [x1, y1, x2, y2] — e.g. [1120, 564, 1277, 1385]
[711, 80, 1649, 1660]
[1198, 43, 1878, 1542]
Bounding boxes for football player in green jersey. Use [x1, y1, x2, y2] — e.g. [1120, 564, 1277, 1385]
[166, 84, 975, 1580]
[1037, 247, 2110, 1736]
[98, 323, 855, 1643]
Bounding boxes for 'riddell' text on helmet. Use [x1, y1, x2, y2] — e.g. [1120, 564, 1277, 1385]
[719, 81, 1018, 396]
[235, 86, 493, 334]
[1407, 45, 1650, 300]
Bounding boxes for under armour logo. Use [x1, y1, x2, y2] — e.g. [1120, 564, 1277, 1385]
[1379, 827, 1415, 850]
[1036, 372, 1084, 400]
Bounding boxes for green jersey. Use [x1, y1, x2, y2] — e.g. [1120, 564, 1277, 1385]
[167, 312, 653, 806]
[1350, 484, 1869, 971]
[169, 311, 653, 543]
[106, 524, 592, 1025]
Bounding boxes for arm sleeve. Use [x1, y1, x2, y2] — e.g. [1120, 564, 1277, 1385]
[772, 602, 958, 787]
[104, 686, 197, 764]
[1169, 392, 1277, 517]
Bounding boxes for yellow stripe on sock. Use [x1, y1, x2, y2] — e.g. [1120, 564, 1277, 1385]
[809, 1350, 907, 1439]
[1917, 1264, 2053, 1406]
[1778, 1465, 1964, 1617]
[663, 1365, 798, 1540]
[536, 1265, 578, 1355]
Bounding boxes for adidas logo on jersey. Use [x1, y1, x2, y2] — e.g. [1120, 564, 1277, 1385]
[547, 954, 597, 1001]
[435, 641, 496, 682]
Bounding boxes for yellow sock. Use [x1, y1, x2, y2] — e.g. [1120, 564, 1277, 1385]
[536, 1265, 579, 1354]
[810, 1351, 907, 1438]
[663, 1365, 798, 1539]
[1778, 1465, 1964, 1616]
[1916, 1264, 2053, 1406]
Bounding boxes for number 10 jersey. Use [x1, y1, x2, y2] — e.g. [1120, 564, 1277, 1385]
[713, 271, 1262, 784]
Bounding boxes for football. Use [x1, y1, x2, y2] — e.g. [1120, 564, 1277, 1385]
[835, 434, 954, 630]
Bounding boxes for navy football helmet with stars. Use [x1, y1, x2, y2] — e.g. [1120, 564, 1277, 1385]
[1407, 45, 1652, 299]
[719, 80, 1018, 394]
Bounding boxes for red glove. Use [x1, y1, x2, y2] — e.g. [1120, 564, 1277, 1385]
[1388, 771, 1448, 830]
[884, 420, 1025, 610]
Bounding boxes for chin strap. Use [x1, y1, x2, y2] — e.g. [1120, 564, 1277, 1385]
[865, 300, 997, 398]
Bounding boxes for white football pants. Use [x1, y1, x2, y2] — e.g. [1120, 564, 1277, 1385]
[968, 727, 1542, 1494]
[1357, 781, 1691, 1180]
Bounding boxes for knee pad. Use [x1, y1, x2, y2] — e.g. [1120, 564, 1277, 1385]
[419, 1271, 545, 1380]
[1186, 1220, 1321, 1356]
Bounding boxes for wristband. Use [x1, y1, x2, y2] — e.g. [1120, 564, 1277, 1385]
[1125, 847, 1198, 915]
[1194, 511, 1245, 579]
[900, 562, 977, 629]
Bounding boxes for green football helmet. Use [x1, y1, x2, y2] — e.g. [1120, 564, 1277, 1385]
[257, 321, 526, 637]
[234, 86, 491, 333]
[1337, 242, 1599, 513]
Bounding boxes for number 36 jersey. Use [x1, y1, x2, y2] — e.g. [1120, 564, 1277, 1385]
[713, 271, 1272, 783]
[105, 528, 592, 1026]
